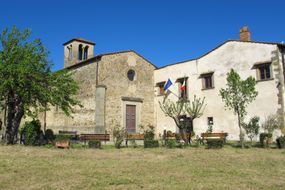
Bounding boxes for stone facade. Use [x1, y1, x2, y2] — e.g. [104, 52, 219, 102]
[44, 43, 155, 135]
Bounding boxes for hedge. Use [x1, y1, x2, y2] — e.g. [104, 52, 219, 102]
[144, 140, 159, 148]
[206, 139, 224, 149]
[276, 136, 285, 149]
[88, 140, 101, 149]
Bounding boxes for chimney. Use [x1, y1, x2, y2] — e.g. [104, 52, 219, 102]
[239, 26, 250, 41]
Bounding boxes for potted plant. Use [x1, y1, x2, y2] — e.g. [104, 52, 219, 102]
[261, 114, 282, 147]
[55, 134, 71, 148]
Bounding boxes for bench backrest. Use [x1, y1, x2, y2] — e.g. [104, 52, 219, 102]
[59, 130, 77, 136]
[80, 134, 110, 141]
[201, 133, 228, 138]
[126, 133, 144, 140]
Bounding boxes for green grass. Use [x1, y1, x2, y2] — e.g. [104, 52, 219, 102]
[0, 145, 285, 190]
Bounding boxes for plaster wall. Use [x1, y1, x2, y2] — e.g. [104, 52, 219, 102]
[154, 41, 283, 140]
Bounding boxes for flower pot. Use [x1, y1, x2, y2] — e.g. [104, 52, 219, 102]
[55, 140, 70, 148]
[266, 138, 273, 145]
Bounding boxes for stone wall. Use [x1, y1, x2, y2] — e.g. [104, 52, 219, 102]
[44, 51, 155, 135]
[97, 51, 155, 134]
[44, 60, 97, 133]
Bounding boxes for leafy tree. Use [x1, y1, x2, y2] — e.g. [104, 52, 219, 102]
[0, 26, 81, 144]
[220, 69, 258, 148]
[159, 96, 206, 143]
[242, 116, 260, 145]
[262, 114, 283, 135]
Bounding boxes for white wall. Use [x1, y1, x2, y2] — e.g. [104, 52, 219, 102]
[154, 41, 283, 140]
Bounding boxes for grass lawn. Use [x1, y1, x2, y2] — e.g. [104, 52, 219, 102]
[0, 144, 285, 190]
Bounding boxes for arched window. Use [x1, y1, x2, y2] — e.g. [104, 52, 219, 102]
[127, 69, 135, 81]
[83, 46, 89, 60]
[78, 44, 83, 60]
[68, 45, 72, 60]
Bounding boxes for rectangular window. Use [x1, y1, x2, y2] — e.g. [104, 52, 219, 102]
[156, 82, 166, 95]
[257, 63, 272, 80]
[177, 78, 188, 99]
[207, 117, 214, 125]
[200, 73, 214, 89]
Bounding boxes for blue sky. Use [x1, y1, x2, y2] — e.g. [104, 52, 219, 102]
[1, 0, 285, 71]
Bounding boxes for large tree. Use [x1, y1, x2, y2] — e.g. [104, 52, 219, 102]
[159, 96, 206, 143]
[220, 69, 258, 148]
[0, 26, 80, 144]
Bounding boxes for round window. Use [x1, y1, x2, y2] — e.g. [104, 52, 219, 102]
[127, 69, 135, 81]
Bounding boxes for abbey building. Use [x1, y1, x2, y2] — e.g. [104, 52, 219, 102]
[45, 27, 285, 140]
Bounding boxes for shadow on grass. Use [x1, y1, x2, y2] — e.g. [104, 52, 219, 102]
[225, 141, 279, 149]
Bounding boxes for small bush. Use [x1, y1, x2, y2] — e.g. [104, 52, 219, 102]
[242, 116, 260, 145]
[206, 139, 224, 149]
[45, 129, 55, 142]
[165, 139, 177, 148]
[112, 125, 126, 149]
[166, 130, 174, 138]
[129, 139, 138, 148]
[262, 114, 283, 134]
[259, 133, 272, 147]
[144, 140, 159, 148]
[20, 120, 42, 146]
[144, 125, 155, 141]
[88, 140, 101, 149]
[175, 133, 182, 141]
[276, 136, 285, 149]
[55, 134, 72, 141]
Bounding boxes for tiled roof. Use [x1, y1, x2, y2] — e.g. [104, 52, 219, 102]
[63, 38, 96, 45]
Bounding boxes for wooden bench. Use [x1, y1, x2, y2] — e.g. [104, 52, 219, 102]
[125, 133, 144, 147]
[79, 134, 110, 145]
[201, 132, 228, 142]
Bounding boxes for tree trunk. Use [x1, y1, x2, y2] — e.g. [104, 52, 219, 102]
[5, 93, 24, 144]
[179, 128, 188, 144]
[237, 113, 244, 149]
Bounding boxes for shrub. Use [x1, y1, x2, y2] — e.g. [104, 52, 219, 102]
[88, 140, 101, 149]
[166, 130, 174, 138]
[55, 134, 73, 141]
[206, 139, 224, 149]
[242, 116, 260, 145]
[276, 136, 285, 149]
[175, 133, 182, 141]
[129, 139, 138, 148]
[259, 133, 272, 147]
[207, 125, 213, 133]
[45, 129, 55, 142]
[165, 139, 177, 148]
[144, 125, 155, 141]
[262, 114, 283, 134]
[112, 125, 126, 149]
[144, 140, 159, 148]
[20, 120, 42, 146]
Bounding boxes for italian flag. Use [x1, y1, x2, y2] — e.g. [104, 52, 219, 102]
[180, 79, 186, 91]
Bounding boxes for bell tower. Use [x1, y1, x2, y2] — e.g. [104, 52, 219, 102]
[63, 38, 95, 68]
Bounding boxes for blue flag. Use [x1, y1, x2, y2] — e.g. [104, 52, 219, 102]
[164, 79, 173, 91]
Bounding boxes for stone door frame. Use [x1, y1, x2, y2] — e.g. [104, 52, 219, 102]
[121, 97, 142, 133]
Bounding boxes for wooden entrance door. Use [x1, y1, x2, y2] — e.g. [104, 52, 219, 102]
[126, 105, 136, 133]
